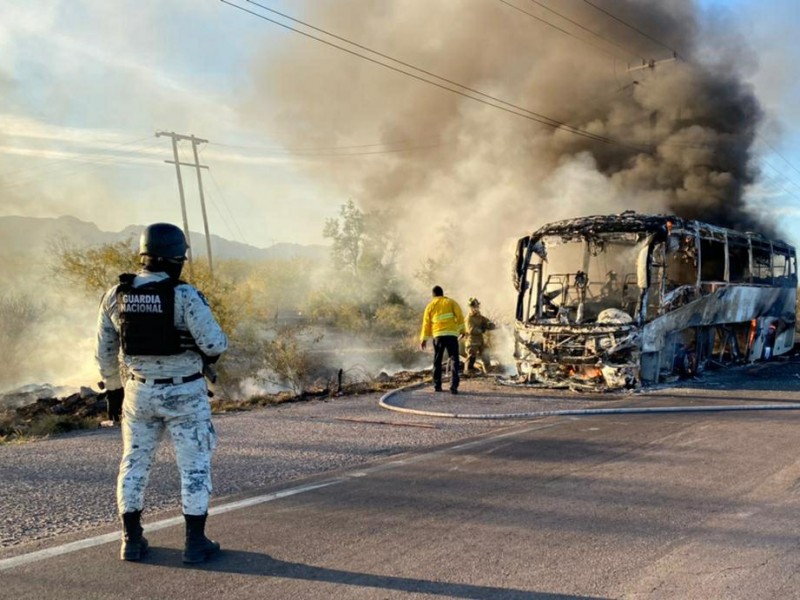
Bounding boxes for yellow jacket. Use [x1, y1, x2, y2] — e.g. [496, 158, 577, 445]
[420, 296, 465, 340]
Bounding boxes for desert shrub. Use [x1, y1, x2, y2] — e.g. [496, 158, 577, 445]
[373, 303, 418, 337]
[306, 291, 369, 332]
[243, 258, 317, 320]
[257, 326, 324, 394]
[51, 236, 139, 296]
[0, 413, 99, 444]
[25, 414, 98, 437]
[0, 294, 44, 389]
[390, 335, 424, 368]
[182, 260, 247, 337]
[0, 411, 14, 439]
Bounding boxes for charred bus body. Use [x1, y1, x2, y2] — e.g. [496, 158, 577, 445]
[513, 212, 797, 390]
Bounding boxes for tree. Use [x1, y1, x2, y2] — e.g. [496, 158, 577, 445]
[322, 200, 402, 307]
[323, 200, 364, 278]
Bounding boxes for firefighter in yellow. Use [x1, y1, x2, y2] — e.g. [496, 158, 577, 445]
[419, 285, 465, 394]
[464, 297, 495, 374]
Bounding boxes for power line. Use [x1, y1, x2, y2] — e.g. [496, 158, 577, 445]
[209, 140, 445, 156]
[215, 140, 423, 151]
[755, 168, 800, 208]
[758, 155, 800, 199]
[757, 135, 800, 182]
[579, 0, 679, 57]
[207, 168, 250, 245]
[497, 0, 644, 61]
[0, 139, 163, 192]
[202, 179, 240, 244]
[221, 0, 651, 154]
[0, 135, 157, 180]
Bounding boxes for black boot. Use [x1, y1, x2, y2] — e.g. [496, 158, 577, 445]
[182, 513, 220, 564]
[120, 510, 149, 561]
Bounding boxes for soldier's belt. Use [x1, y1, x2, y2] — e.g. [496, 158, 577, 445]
[129, 372, 203, 385]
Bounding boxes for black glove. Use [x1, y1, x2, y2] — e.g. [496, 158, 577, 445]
[203, 352, 220, 365]
[106, 388, 124, 423]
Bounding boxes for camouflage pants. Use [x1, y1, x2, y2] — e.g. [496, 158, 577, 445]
[117, 378, 217, 516]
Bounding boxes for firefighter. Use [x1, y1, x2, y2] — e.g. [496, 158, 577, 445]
[95, 223, 228, 564]
[419, 285, 465, 394]
[463, 297, 495, 374]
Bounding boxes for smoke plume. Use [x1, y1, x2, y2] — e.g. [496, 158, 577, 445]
[245, 0, 765, 311]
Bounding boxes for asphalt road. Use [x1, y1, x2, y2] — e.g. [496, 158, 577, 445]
[4, 361, 800, 599]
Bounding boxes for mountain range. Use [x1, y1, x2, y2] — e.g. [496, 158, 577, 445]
[0, 215, 327, 262]
[0, 215, 328, 289]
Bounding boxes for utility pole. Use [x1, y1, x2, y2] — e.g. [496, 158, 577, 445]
[190, 138, 213, 276]
[155, 131, 213, 276]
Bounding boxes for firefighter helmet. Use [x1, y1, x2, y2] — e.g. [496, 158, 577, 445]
[468, 297, 480, 308]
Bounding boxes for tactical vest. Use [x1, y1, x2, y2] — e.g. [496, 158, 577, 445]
[116, 274, 198, 356]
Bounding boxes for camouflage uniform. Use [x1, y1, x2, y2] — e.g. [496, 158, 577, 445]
[95, 271, 227, 516]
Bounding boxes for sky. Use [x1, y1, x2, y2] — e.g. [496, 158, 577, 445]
[0, 0, 798, 250]
[1, 0, 799, 393]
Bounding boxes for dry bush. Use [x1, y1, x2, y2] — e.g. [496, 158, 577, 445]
[306, 291, 369, 332]
[0, 294, 43, 389]
[257, 326, 324, 395]
[50, 235, 139, 296]
[0, 412, 99, 445]
[373, 303, 418, 337]
[389, 335, 423, 368]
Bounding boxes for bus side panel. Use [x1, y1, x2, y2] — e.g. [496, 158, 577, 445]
[641, 285, 796, 356]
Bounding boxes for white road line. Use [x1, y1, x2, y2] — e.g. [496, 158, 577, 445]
[0, 421, 558, 572]
[0, 481, 341, 572]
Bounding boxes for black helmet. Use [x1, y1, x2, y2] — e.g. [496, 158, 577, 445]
[139, 223, 188, 259]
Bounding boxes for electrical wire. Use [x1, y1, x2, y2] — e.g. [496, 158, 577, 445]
[0, 136, 160, 187]
[757, 135, 800, 181]
[207, 168, 250, 245]
[756, 164, 800, 208]
[0, 139, 164, 191]
[212, 139, 439, 152]
[497, 0, 644, 61]
[759, 156, 800, 197]
[221, 0, 652, 154]
[209, 141, 445, 157]
[0, 134, 156, 179]
[579, 0, 679, 58]
[203, 182, 240, 243]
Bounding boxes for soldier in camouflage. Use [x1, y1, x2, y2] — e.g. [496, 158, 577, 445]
[95, 223, 228, 564]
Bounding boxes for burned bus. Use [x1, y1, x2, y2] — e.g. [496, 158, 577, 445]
[513, 212, 797, 390]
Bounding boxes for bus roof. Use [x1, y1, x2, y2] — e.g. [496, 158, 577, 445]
[530, 211, 794, 251]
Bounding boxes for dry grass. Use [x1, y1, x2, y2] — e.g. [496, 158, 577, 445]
[0, 412, 101, 445]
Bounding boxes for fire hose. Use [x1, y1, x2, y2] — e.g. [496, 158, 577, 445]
[378, 382, 800, 420]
